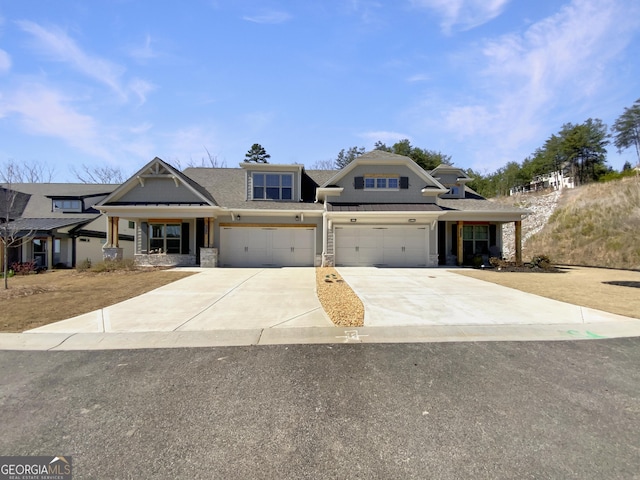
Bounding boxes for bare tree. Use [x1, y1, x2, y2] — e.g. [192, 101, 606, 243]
[1, 161, 37, 289]
[178, 147, 227, 170]
[309, 158, 336, 170]
[71, 164, 125, 183]
[0, 159, 55, 183]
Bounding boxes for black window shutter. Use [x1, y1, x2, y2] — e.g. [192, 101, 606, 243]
[489, 224, 497, 246]
[181, 223, 190, 254]
[354, 176, 364, 189]
[400, 177, 409, 189]
[141, 222, 148, 253]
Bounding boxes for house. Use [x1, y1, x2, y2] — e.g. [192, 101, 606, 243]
[509, 168, 575, 195]
[96, 151, 528, 268]
[0, 183, 134, 270]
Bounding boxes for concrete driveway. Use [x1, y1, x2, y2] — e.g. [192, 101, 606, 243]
[29, 268, 333, 333]
[337, 267, 635, 327]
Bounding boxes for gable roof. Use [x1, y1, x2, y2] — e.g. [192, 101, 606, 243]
[430, 164, 472, 183]
[182, 167, 325, 210]
[97, 157, 217, 207]
[0, 187, 31, 220]
[1, 183, 116, 219]
[320, 150, 447, 191]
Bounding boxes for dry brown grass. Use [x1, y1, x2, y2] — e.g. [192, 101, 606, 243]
[455, 266, 640, 319]
[316, 267, 364, 327]
[525, 177, 640, 269]
[0, 269, 195, 332]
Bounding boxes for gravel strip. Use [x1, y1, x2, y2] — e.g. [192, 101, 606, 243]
[316, 267, 364, 327]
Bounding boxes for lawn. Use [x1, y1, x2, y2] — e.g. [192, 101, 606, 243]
[0, 268, 195, 332]
[455, 265, 640, 320]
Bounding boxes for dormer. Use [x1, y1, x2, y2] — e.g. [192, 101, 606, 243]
[48, 192, 112, 213]
[240, 163, 304, 202]
[318, 151, 447, 204]
[430, 164, 472, 199]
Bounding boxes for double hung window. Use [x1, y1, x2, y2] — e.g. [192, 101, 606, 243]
[253, 173, 293, 200]
[364, 176, 399, 190]
[149, 223, 181, 254]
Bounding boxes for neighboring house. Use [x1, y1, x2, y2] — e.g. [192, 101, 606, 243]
[509, 169, 575, 195]
[0, 183, 134, 270]
[96, 152, 528, 268]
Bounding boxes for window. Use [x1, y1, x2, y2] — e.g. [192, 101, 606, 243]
[364, 176, 399, 190]
[52, 199, 82, 212]
[252, 173, 293, 200]
[463, 225, 489, 255]
[128, 221, 135, 229]
[149, 223, 181, 254]
[450, 186, 459, 196]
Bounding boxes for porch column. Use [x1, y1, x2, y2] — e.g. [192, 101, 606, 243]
[207, 217, 215, 248]
[47, 236, 54, 270]
[113, 216, 119, 248]
[456, 221, 464, 266]
[515, 220, 522, 265]
[203, 218, 209, 248]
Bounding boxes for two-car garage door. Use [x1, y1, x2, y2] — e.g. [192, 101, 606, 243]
[335, 226, 428, 267]
[220, 226, 315, 267]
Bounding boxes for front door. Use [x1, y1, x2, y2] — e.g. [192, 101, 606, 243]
[33, 238, 47, 269]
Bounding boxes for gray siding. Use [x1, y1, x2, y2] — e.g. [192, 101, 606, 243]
[118, 177, 206, 203]
[328, 164, 437, 204]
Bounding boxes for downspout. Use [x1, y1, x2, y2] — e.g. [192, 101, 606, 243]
[322, 210, 328, 266]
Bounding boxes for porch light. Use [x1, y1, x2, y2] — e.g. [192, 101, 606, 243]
[236, 214, 241, 221]
[408, 218, 416, 223]
[350, 218, 357, 223]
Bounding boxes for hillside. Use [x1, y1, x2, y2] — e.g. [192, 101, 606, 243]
[490, 177, 640, 270]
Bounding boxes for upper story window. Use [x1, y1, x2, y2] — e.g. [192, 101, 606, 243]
[450, 186, 460, 196]
[252, 173, 293, 200]
[364, 176, 399, 190]
[52, 199, 82, 212]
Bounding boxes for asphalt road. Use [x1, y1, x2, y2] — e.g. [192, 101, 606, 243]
[1, 339, 639, 479]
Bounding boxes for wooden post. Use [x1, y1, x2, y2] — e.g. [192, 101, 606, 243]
[457, 221, 464, 266]
[208, 217, 215, 248]
[203, 218, 209, 249]
[113, 217, 119, 248]
[105, 216, 112, 248]
[515, 220, 522, 266]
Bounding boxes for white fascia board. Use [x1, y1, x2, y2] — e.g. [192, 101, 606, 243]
[439, 210, 529, 222]
[222, 208, 324, 217]
[97, 205, 221, 218]
[421, 187, 449, 196]
[315, 187, 344, 202]
[239, 163, 304, 172]
[327, 211, 443, 224]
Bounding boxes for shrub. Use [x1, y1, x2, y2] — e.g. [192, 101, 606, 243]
[1, 269, 15, 278]
[90, 259, 137, 273]
[11, 261, 38, 275]
[529, 254, 552, 270]
[76, 258, 92, 272]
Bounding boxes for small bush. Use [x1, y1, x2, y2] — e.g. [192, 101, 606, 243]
[529, 254, 552, 270]
[90, 259, 137, 273]
[1, 269, 15, 278]
[11, 261, 37, 275]
[76, 258, 92, 272]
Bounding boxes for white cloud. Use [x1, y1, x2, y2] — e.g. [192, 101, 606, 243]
[16, 20, 154, 105]
[243, 10, 292, 24]
[129, 34, 157, 61]
[432, 0, 640, 170]
[407, 73, 430, 83]
[128, 78, 156, 105]
[411, 0, 510, 33]
[0, 83, 112, 160]
[0, 49, 11, 74]
[359, 131, 410, 145]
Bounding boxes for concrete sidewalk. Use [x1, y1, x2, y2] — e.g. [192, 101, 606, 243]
[3, 321, 640, 350]
[2, 266, 638, 351]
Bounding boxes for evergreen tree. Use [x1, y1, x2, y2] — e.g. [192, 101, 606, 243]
[244, 144, 271, 163]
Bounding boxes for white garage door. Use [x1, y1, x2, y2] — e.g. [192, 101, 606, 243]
[335, 226, 428, 267]
[220, 226, 315, 267]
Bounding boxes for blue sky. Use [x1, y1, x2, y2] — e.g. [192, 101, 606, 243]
[0, 0, 638, 181]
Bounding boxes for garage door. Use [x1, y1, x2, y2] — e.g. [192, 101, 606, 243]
[335, 226, 427, 267]
[220, 226, 315, 267]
